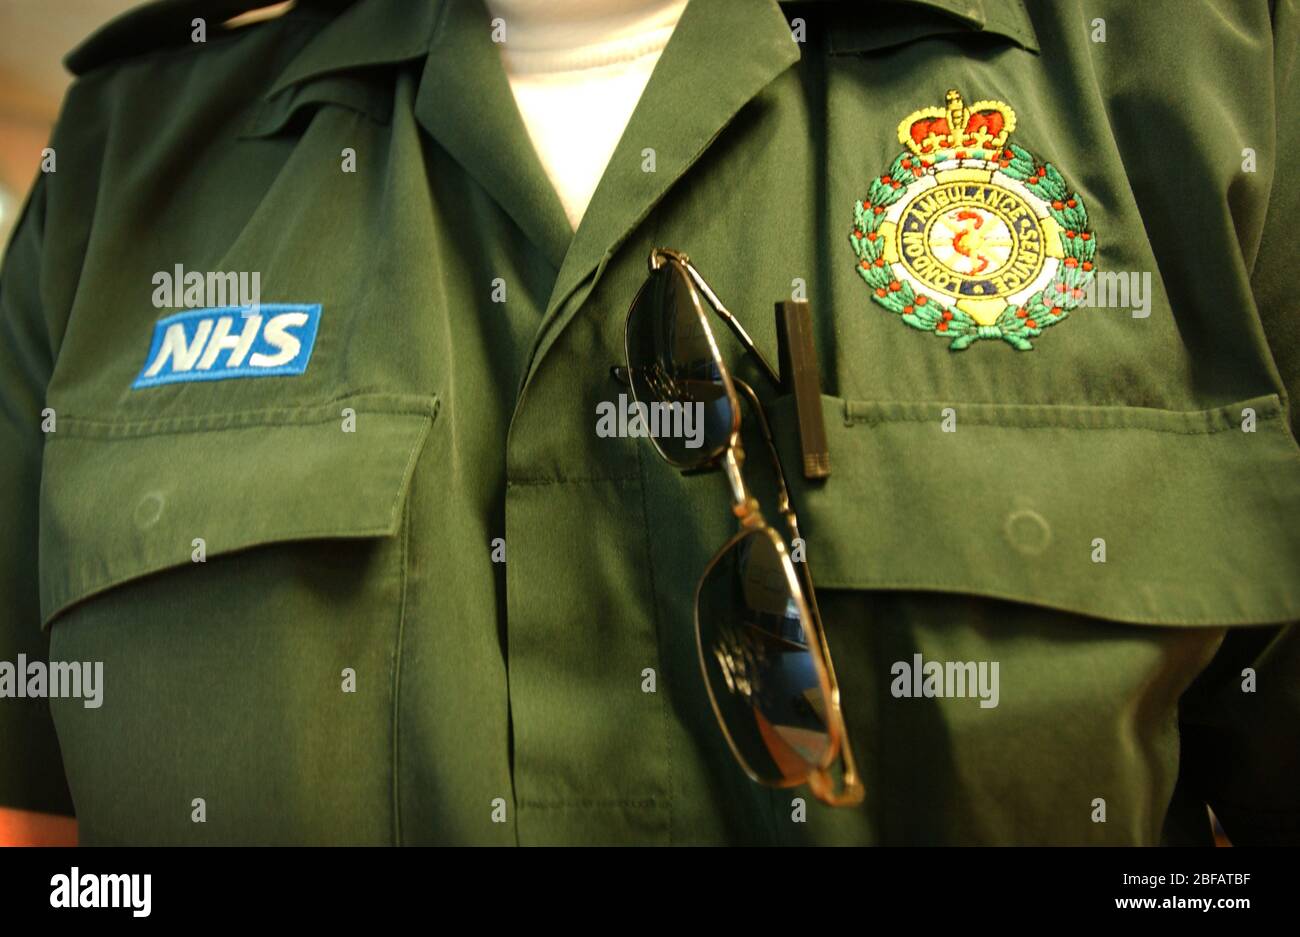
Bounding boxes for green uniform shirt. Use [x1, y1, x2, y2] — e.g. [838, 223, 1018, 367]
[1, 0, 1297, 845]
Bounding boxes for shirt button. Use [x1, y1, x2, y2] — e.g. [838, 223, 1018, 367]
[1004, 508, 1051, 556]
[134, 492, 166, 529]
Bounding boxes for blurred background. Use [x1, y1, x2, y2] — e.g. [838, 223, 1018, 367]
[0, 1, 293, 250]
[0, 1, 298, 250]
[0, 0, 133, 845]
[0, 1, 138, 247]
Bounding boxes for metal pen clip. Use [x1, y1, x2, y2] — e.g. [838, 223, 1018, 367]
[774, 298, 830, 480]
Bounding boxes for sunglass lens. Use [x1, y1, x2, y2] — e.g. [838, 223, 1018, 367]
[625, 262, 735, 466]
[696, 528, 833, 785]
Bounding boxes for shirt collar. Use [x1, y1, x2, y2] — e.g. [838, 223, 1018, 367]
[261, 0, 1039, 102]
[264, 0, 438, 100]
[252, 0, 1040, 319]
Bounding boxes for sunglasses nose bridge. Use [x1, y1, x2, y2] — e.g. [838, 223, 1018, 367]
[722, 446, 763, 525]
[648, 246, 687, 271]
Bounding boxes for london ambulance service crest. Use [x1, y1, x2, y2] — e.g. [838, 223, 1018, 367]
[850, 89, 1098, 350]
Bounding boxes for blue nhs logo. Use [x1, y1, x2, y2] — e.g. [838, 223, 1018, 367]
[132, 304, 322, 389]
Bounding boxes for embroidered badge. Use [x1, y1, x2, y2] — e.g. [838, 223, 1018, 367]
[132, 304, 322, 389]
[850, 90, 1097, 350]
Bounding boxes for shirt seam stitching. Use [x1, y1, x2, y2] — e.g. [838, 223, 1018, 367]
[517, 800, 662, 809]
[841, 412, 1284, 434]
[507, 474, 639, 487]
[390, 497, 411, 846]
[633, 438, 673, 844]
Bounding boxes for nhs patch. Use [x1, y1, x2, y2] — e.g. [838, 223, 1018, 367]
[132, 304, 322, 389]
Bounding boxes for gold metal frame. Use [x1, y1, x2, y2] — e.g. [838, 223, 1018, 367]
[623, 248, 864, 808]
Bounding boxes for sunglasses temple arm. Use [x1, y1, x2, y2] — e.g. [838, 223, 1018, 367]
[731, 377, 793, 516]
[614, 369, 805, 609]
[683, 264, 782, 388]
[731, 375, 865, 807]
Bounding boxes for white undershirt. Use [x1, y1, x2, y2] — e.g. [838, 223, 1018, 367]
[485, 0, 689, 231]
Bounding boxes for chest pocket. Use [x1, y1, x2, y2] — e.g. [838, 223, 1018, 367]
[39, 395, 436, 628]
[770, 392, 1300, 626]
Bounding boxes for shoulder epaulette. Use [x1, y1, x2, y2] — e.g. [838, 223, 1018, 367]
[64, 0, 349, 77]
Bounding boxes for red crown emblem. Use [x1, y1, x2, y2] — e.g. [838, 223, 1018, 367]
[897, 89, 1017, 156]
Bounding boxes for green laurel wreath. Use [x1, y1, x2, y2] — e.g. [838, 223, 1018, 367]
[849, 143, 1098, 350]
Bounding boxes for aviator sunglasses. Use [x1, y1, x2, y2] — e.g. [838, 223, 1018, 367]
[616, 247, 863, 807]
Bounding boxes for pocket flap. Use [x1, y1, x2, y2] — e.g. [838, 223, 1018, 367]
[770, 394, 1300, 626]
[242, 73, 395, 139]
[39, 396, 437, 627]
